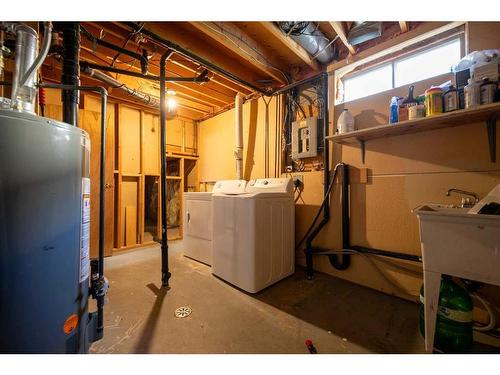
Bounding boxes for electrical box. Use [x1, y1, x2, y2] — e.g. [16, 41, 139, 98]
[291, 117, 318, 160]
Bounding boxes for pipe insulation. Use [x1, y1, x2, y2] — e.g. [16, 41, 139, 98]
[234, 93, 243, 179]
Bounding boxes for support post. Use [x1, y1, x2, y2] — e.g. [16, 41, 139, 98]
[160, 49, 174, 288]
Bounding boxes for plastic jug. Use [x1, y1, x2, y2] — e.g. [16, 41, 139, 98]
[337, 109, 355, 134]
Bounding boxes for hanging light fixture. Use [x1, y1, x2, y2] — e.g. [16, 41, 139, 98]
[166, 90, 177, 120]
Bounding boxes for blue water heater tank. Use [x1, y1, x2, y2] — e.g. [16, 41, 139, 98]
[0, 108, 94, 353]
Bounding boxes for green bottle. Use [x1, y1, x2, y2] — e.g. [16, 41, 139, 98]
[419, 276, 473, 353]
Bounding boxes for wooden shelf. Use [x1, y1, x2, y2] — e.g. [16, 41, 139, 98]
[166, 176, 182, 180]
[327, 102, 500, 163]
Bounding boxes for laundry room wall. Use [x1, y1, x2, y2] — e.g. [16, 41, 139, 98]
[198, 95, 279, 188]
[197, 22, 500, 321]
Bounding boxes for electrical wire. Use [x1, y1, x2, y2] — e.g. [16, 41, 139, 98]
[471, 293, 497, 332]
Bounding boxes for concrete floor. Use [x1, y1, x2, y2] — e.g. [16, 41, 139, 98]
[89, 242, 498, 354]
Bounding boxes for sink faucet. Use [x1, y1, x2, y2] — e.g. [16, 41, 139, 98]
[446, 188, 480, 208]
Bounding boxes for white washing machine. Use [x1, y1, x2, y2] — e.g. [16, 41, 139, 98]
[183, 192, 213, 265]
[212, 178, 295, 293]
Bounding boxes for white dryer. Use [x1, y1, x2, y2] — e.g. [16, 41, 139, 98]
[183, 192, 213, 265]
[212, 178, 295, 293]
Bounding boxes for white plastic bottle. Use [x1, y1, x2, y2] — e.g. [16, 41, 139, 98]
[337, 109, 355, 134]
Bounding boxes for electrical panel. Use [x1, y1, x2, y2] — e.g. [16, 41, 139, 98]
[291, 117, 318, 160]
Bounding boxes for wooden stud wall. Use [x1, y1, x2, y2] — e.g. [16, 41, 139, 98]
[43, 90, 198, 256]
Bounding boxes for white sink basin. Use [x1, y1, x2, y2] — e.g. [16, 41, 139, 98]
[413, 203, 500, 283]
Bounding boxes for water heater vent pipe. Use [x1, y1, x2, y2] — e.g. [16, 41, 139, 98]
[234, 93, 243, 179]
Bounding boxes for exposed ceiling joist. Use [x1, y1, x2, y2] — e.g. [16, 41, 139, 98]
[132, 22, 273, 92]
[258, 22, 321, 71]
[399, 21, 409, 33]
[188, 21, 287, 84]
[329, 21, 357, 55]
[86, 22, 253, 96]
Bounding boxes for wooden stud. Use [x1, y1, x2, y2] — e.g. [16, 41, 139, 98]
[188, 22, 287, 84]
[259, 22, 321, 71]
[329, 21, 357, 55]
[399, 21, 409, 33]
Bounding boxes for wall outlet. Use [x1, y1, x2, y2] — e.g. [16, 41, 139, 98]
[293, 174, 304, 188]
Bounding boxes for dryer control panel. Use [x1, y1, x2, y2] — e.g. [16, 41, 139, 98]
[212, 179, 247, 195]
[246, 178, 293, 194]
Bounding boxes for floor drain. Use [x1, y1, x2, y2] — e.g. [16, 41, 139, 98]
[174, 306, 192, 318]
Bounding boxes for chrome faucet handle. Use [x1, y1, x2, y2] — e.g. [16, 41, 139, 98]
[446, 188, 480, 205]
[461, 197, 474, 208]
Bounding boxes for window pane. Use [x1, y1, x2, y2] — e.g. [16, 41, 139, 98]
[394, 39, 461, 87]
[344, 64, 393, 102]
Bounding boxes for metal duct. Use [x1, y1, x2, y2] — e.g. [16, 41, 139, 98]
[82, 65, 160, 107]
[347, 22, 382, 46]
[277, 22, 335, 65]
[10, 24, 38, 112]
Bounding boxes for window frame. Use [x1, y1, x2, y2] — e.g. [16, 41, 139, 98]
[339, 32, 465, 103]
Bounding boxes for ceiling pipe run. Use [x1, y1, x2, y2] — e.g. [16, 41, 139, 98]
[82, 65, 160, 107]
[124, 22, 270, 95]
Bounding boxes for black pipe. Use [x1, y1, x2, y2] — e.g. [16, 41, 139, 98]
[57, 22, 80, 126]
[80, 26, 149, 74]
[80, 61, 210, 83]
[305, 73, 331, 279]
[124, 22, 268, 95]
[40, 83, 108, 338]
[350, 246, 422, 263]
[160, 49, 174, 288]
[329, 164, 352, 270]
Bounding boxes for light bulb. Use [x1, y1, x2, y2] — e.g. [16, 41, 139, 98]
[167, 97, 177, 111]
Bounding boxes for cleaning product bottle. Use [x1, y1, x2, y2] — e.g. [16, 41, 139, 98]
[419, 276, 473, 353]
[337, 108, 355, 134]
[390, 96, 399, 124]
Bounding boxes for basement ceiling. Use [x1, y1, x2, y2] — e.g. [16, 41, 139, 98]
[41, 21, 416, 121]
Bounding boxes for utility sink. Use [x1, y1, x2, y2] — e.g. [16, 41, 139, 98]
[413, 186, 500, 352]
[413, 192, 500, 284]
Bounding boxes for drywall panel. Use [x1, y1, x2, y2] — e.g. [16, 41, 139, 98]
[198, 96, 279, 182]
[120, 106, 141, 174]
[297, 171, 500, 298]
[143, 112, 160, 175]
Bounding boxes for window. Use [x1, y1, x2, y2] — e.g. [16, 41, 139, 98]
[394, 39, 461, 87]
[344, 64, 392, 102]
[341, 37, 462, 103]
